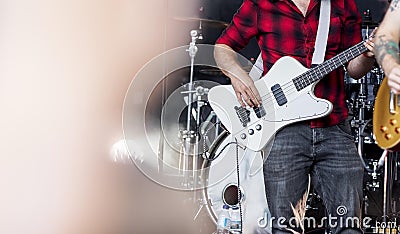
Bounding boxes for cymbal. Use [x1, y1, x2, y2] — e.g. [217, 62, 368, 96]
[174, 16, 229, 28]
[199, 68, 225, 76]
[198, 65, 253, 76]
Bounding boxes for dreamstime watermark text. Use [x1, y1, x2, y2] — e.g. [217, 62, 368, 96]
[257, 206, 399, 231]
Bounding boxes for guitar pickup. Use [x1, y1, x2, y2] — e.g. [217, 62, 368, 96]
[271, 84, 287, 106]
[234, 106, 250, 127]
[253, 105, 266, 118]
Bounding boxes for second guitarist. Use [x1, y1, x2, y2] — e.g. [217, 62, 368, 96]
[214, 0, 375, 233]
[375, 0, 400, 95]
[373, 0, 400, 151]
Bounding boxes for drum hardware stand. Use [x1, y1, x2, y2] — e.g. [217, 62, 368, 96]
[200, 110, 219, 148]
[191, 121, 224, 223]
[383, 153, 389, 224]
[364, 150, 399, 231]
[193, 194, 209, 221]
[366, 160, 382, 191]
[180, 28, 219, 199]
[353, 76, 375, 173]
[382, 152, 398, 226]
[194, 87, 208, 186]
[180, 85, 210, 189]
[179, 29, 201, 189]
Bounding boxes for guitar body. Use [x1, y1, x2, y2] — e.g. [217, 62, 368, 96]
[208, 56, 333, 151]
[373, 77, 400, 151]
[202, 133, 270, 234]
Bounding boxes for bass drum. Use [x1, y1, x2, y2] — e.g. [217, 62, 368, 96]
[201, 132, 271, 233]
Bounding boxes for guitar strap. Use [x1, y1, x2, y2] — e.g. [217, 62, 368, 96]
[248, 0, 331, 80]
[248, 53, 264, 81]
[312, 0, 331, 65]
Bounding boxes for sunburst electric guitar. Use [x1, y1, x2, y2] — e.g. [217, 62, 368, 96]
[373, 77, 400, 151]
[208, 41, 369, 151]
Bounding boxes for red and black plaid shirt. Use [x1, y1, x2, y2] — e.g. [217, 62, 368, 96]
[216, 0, 362, 127]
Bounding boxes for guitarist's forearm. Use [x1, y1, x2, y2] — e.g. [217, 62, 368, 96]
[214, 43, 250, 82]
[374, 0, 400, 76]
[214, 43, 262, 107]
[375, 28, 400, 75]
[346, 54, 375, 79]
[345, 28, 377, 79]
[375, 35, 400, 75]
[379, 49, 400, 76]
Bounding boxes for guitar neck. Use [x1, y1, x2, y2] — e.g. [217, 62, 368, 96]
[293, 41, 367, 91]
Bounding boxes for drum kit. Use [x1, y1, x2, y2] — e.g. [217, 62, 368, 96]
[159, 9, 400, 234]
[160, 15, 267, 233]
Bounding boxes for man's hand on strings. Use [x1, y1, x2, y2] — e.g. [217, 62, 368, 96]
[230, 76, 262, 108]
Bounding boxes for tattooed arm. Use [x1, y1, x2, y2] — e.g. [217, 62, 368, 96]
[375, 0, 400, 93]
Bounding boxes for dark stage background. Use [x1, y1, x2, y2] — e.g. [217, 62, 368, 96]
[199, 0, 390, 61]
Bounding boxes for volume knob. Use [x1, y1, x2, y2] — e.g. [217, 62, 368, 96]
[380, 126, 388, 132]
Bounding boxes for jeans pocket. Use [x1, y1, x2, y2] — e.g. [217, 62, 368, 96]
[335, 120, 354, 139]
[262, 135, 276, 161]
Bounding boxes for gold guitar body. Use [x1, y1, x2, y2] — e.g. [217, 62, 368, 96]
[373, 77, 400, 151]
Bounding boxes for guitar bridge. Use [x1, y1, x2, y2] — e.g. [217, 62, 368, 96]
[235, 106, 250, 127]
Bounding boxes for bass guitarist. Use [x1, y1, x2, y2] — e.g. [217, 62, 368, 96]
[213, 0, 375, 233]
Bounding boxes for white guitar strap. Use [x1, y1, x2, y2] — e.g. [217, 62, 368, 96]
[312, 0, 331, 65]
[248, 53, 264, 81]
[249, 0, 331, 80]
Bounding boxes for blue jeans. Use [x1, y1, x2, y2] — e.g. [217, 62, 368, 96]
[263, 120, 364, 234]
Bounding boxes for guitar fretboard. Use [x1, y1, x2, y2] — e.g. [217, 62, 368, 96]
[293, 41, 367, 91]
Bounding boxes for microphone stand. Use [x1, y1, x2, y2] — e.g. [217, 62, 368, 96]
[181, 29, 201, 189]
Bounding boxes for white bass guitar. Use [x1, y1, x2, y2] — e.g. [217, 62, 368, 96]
[208, 41, 368, 151]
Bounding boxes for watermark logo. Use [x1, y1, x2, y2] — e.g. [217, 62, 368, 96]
[257, 205, 380, 230]
[375, 219, 399, 230]
[336, 205, 347, 216]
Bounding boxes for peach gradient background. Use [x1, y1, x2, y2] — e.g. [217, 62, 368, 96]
[0, 0, 214, 233]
